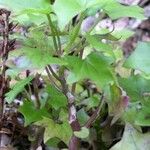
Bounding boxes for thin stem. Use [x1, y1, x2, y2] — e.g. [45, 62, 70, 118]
[47, 65, 61, 82]
[84, 93, 105, 128]
[23, 88, 31, 100]
[0, 10, 10, 118]
[47, 14, 59, 55]
[45, 66, 61, 91]
[69, 14, 103, 56]
[65, 13, 85, 54]
[58, 67, 80, 150]
[71, 83, 76, 94]
[33, 74, 41, 109]
[55, 27, 62, 54]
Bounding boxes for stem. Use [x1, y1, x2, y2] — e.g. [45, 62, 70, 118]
[65, 13, 84, 54]
[84, 93, 105, 128]
[71, 83, 76, 94]
[47, 14, 59, 55]
[32, 74, 41, 109]
[58, 67, 80, 150]
[23, 88, 31, 100]
[45, 66, 61, 91]
[69, 14, 103, 56]
[55, 27, 62, 54]
[47, 65, 61, 82]
[0, 9, 10, 118]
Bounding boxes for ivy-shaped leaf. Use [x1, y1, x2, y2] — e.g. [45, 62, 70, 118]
[135, 101, 150, 126]
[104, 1, 145, 20]
[20, 47, 66, 68]
[0, 0, 52, 14]
[86, 34, 115, 59]
[19, 100, 50, 126]
[124, 42, 150, 74]
[53, 0, 84, 29]
[5, 76, 34, 103]
[122, 100, 150, 126]
[74, 127, 89, 139]
[46, 85, 67, 110]
[35, 117, 72, 144]
[119, 75, 150, 102]
[66, 52, 115, 88]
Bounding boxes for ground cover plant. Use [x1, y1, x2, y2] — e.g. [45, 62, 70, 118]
[0, 0, 150, 149]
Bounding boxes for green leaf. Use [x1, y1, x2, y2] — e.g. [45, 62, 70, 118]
[110, 124, 150, 150]
[11, 29, 67, 68]
[13, 13, 48, 26]
[19, 100, 49, 126]
[0, 0, 52, 15]
[59, 108, 68, 122]
[122, 103, 138, 124]
[46, 85, 67, 110]
[135, 100, 150, 126]
[103, 1, 145, 20]
[88, 0, 144, 20]
[122, 100, 150, 126]
[86, 34, 113, 52]
[66, 52, 115, 88]
[124, 42, 150, 74]
[86, 34, 115, 59]
[81, 95, 100, 110]
[20, 47, 66, 68]
[35, 117, 72, 144]
[119, 75, 150, 102]
[46, 137, 61, 147]
[53, 0, 84, 29]
[65, 17, 83, 53]
[5, 76, 33, 103]
[112, 29, 134, 41]
[107, 84, 122, 114]
[74, 127, 89, 139]
[77, 108, 89, 126]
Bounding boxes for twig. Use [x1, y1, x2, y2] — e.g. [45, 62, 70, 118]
[32, 74, 41, 109]
[47, 14, 62, 56]
[45, 66, 61, 91]
[46, 14, 60, 56]
[0, 9, 10, 118]
[47, 65, 61, 82]
[71, 83, 76, 94]
[58, 67, 81, 150]
[84, 93, 105, 128]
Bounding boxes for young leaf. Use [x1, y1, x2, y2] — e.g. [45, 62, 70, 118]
[86, 34, 113, 52]
[77, 108, 90, 126]
[53, 0, 83, 29]
[19, 47, 66, 68]
[0, 0, 52, 15]
[135, 100, 150, 126]
[86, 34, 115, 59]
[5, 76, 34, 103]
[19, 100, 50, 126]
[119, 75, 150, 102]
[83, 0, 144, 20]
[46, 85, 67, 110]
[122, 101, 150, 126]
[124, 42, 150, 74]
[74, 127, 89, 139]
[103, 0, 145, 20]
[35, 117, 72, 144]
[66, 52, 115, 88]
